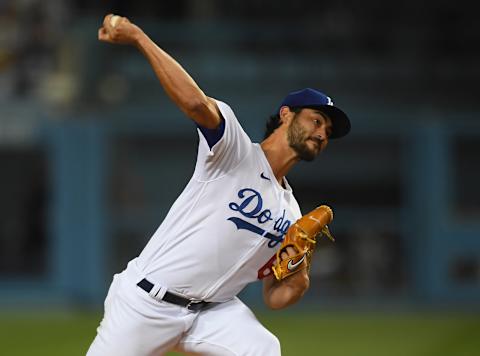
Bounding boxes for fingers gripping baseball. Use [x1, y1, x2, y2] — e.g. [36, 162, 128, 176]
[98, 14, 142, 45]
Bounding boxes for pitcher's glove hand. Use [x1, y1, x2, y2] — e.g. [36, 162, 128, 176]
[272, 205, 334, 280]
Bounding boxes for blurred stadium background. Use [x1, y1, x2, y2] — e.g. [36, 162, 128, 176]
[1, 0, 479, 355]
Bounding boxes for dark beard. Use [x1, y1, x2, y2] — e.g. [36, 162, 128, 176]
[287, 117, 316, 161]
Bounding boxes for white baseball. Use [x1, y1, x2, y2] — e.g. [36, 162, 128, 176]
[110, 15, 121, 28]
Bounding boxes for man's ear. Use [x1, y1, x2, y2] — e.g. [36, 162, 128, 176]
[279, 106, 294, 125]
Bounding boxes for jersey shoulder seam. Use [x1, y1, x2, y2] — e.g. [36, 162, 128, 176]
[192, 142, 255, 183]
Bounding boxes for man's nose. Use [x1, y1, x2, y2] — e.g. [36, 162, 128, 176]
[315, 126, 328, 141]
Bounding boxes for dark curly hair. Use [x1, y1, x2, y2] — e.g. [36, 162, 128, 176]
[263, 107, 302, 139]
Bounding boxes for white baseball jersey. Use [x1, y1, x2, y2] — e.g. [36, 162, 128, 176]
[136, 100, 302, 302]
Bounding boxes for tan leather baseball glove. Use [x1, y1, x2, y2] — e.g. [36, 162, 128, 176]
[272, 205, 334, 280]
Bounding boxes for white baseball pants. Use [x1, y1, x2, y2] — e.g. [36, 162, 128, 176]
[86, 263, 281, 356]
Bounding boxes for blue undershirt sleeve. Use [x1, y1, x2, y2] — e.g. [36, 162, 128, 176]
[197, 118, 226, 149]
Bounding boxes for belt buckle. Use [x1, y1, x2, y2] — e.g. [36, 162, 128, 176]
[186, 300, 204, 311]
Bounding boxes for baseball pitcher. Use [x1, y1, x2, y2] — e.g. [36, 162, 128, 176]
[87, 14, 351, 356]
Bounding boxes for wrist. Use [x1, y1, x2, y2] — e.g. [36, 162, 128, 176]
[283, 270, 310, 292]
[133, 29, 148, 49]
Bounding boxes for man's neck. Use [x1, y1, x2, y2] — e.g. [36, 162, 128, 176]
[260, 134, 299, 186]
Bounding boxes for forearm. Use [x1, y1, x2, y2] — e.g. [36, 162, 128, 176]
[263, 271, 310, 310]
[98, 14, 220, 127]
[134, 33, 208, 118]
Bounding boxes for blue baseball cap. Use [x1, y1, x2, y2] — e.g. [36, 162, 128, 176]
[279, 88, 351, 139]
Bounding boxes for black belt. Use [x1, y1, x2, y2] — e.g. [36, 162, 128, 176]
[137, 278, 212, 312]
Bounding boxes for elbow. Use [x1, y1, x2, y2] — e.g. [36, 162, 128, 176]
[183, 96, 210, 119]
[185, 97, 208, 114]
[183, 97, 220, 129]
